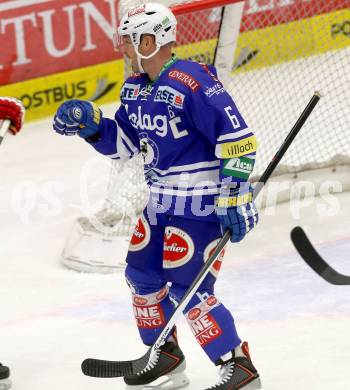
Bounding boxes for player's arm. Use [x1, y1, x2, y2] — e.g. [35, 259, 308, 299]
[0, 97, 25, 134]
[186, 70, 258, 242]
[52, 99, 139, 160]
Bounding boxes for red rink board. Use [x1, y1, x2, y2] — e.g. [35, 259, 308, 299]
[0, 0, 347, 86]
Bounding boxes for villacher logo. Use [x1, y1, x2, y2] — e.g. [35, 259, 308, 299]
[204, 239, 226, 278]
[163, 227, 194, 268]
[129, 215, 151, 251]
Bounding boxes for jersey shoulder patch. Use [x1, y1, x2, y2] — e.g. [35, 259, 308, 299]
[167, 60, 223, 95]
[120, 74, 147, 102]
[166, 60, 205, 92]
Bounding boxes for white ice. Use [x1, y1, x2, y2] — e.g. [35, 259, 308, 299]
[0, 110, 349, 390]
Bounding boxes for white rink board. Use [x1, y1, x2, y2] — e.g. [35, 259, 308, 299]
[0, 108, 350, 390]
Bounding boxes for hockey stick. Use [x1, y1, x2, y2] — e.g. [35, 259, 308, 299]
[81, 92, 321, 378]
[0, 119, 11, 146]
[291, 226, 350, 285]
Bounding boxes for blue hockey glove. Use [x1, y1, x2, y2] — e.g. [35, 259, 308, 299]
[53, 99, 102, 138]
[215, 183, 259, 243]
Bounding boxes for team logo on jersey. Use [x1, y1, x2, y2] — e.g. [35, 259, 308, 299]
[163, 227, 194, 268]
[140, 133, 159, 169]
[128, 106, 189, 139]
[168, 70, 200, 92]
[154, 86, 185, 109]
[121, 83, 140, 101]
[204, 82, 224, 98]
[204, 239, 226, 278]
[129, 215, 151, 251]
[186, 297, 222, 346]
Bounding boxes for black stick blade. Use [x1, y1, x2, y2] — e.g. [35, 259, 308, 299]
[81, 347, 154, 378]
[291, 226, 350, 285]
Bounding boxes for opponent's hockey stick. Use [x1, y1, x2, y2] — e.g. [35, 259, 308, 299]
[81, 92, 321, 378]
[291, 226, 350, 285]
[0, 119, 11, 146]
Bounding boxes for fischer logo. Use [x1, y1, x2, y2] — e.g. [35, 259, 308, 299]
[154, 86, 185, 109]
[204, 239, 226, 278]
[121, 83, 140, 101]
[168, 70, 200, 92]
[190, 313, 222, 346]
[163, 227, 194, 268]
[133, 304, 165, 329]
[129, 215, 151, 251]
[128, 5, 146, 17]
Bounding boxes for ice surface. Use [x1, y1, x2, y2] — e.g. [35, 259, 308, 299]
[0, 113, 349, 390]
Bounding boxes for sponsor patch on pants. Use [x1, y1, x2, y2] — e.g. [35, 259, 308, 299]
[186, 296, 222, 346]
[203, 239, 226, 278]
[163, 226, 194, 268]
[133, 304, 165, 329]
[132, 287, 169, 329]
[129, 215, 151, 251]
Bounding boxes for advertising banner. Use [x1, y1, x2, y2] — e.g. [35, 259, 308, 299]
[0, 0, 349, 121]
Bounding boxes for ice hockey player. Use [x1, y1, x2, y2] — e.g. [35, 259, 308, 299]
[53, 3, 260, 389]
[0, 97, 24, 390]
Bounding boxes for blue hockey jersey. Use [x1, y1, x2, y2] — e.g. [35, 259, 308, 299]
[87, 58, 257, 221]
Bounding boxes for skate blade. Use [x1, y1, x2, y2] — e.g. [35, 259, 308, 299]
[125, 371, 190, 390]
[0, 379, 11, 390]
[243, 377, 262, 390]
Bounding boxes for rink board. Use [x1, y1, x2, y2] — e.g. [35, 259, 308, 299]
[0, 2, 348, 122]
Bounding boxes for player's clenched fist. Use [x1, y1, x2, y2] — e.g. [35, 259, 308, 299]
[53, 99, 102, 138]
[0, 97, 25, 134]
[215, 183, 259, 242]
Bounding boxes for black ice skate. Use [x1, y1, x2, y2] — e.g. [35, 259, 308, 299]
[205, 342, 261, 390]
[124, 332, 189, 390]
[0, 363, 11, 390]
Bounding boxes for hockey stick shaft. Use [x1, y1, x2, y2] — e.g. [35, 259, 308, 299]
[291, 226, 350, 285]
[254, 91, 321, 197]
[0, 119, 11, 146]
[82, 92, 321, 378]
[153, 92, 322, 348]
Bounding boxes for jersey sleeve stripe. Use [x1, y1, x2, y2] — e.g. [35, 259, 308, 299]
[216, 128, 252, 142]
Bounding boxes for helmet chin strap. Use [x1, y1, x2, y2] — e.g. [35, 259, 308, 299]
[137, 54, 145, 74]
[134, 45, 161, 74]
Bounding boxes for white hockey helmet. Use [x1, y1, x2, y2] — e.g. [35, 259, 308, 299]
[116, 3, 177, 60]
